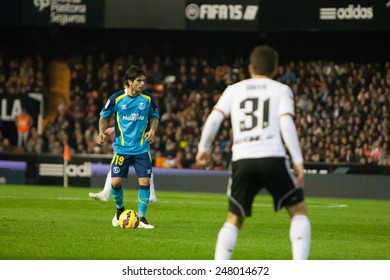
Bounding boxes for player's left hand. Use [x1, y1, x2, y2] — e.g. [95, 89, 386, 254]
[293, 163, 305, 189]
[144, 131, 155, 143]
[104, 127, 115, 136]
[196, 151, 211, 168]
[95, 133, 106, 145]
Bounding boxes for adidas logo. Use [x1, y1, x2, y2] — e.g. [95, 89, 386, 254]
[320, 4, 373, 20]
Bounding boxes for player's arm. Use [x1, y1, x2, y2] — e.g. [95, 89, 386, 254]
[104, 126, 115, 135]
[196, 109, 225, 167]
[97, 95, 116, 144]
[96, 117, 109, 145]
[145, 91, 160, 144]
[279, 114, 304, 188]
[145, 118, 159, 143]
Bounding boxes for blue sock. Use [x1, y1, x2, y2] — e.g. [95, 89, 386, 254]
[111, 185, 124, 210]
[138, 185, 150, 218]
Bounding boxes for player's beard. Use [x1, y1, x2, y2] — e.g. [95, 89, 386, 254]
[137, 86, 144, 93]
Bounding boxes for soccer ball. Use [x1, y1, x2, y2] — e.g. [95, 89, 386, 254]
[119, 209, 140, 229]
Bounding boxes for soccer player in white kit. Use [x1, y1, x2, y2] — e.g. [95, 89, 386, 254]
[196, 45, 311, 260]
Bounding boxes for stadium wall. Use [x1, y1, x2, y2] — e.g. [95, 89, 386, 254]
[1, 0, 389, 31]
[91, 165, 390, 201]
[0, 154, 389, 200]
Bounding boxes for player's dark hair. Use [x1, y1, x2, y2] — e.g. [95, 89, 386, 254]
[249, 45, 278, 77]
[123, 65, 145, 86]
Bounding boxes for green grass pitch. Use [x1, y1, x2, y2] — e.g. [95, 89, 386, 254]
[0, 184, 389, 260]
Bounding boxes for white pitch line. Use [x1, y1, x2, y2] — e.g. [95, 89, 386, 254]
[57, 197, 89, 201]
[0, 195, 349, 208]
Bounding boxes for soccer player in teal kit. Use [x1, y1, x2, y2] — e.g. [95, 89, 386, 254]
[96, 65, 159, 229]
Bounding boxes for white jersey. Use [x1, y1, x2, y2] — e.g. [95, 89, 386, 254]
[214, 77, 295, 162]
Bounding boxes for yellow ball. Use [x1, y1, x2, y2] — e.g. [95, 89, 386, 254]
[119, 209, 140, 229]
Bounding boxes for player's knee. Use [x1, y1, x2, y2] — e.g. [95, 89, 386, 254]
[138, 177, 150, 186]
[227, 212, 244, 229]
[286, 201, 308, 217]
[111, 178, 124, 189]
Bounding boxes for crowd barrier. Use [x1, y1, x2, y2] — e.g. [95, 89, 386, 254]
[0, 153, 389, 200]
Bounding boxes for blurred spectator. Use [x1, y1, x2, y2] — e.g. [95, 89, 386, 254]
[26, 127, 44, 154]
[3, 46, 388, 170]
[61, 56, 389, 169]
[15, 108, 33, 148]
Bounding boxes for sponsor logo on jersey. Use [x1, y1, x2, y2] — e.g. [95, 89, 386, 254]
[320, 4, 373, 20]
[122, 113, 145, 121]
[234, 134, 274, 144]
[185, 3, 258, 21]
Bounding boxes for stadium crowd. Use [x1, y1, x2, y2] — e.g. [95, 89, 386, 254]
[0, 52, 48, 99]
[1, 51, 389, 169]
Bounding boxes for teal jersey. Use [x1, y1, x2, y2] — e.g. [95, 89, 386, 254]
[100, 89, 159, 155]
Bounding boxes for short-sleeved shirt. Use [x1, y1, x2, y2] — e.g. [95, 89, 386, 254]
[100, 89, 160, 155]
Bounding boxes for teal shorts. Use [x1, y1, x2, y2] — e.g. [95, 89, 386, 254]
[111, 152, 152, 178]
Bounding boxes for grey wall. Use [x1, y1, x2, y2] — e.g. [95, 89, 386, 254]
[304, 174, 389, 200]
[104, 0, 185, 29]
[90, 168, 390, 200]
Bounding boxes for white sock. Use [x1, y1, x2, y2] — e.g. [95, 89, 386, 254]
[215, 222, 239, 260]
[290, 215, 311, 260]
[102, 170, 112, 198]
[149, 173, 157, 201]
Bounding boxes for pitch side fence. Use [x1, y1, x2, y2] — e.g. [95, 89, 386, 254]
[0, 153, 389, 200]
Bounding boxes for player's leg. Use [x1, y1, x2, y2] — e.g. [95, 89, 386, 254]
[137, 177, 153, 228]
[265, 157, 311, 259]
[149, 172, 157, 203]
[215, 212, 243, 260]
[111, 176, 125, 227]
[89, 169, 111, 201]
[110, 154, 131, 227]
[286, 201, 311, 260]
[133, 152, 154, 229]
[215, 160, 256, 259]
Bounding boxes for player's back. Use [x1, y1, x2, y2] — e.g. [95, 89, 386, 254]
[223, 77, 294, 161]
